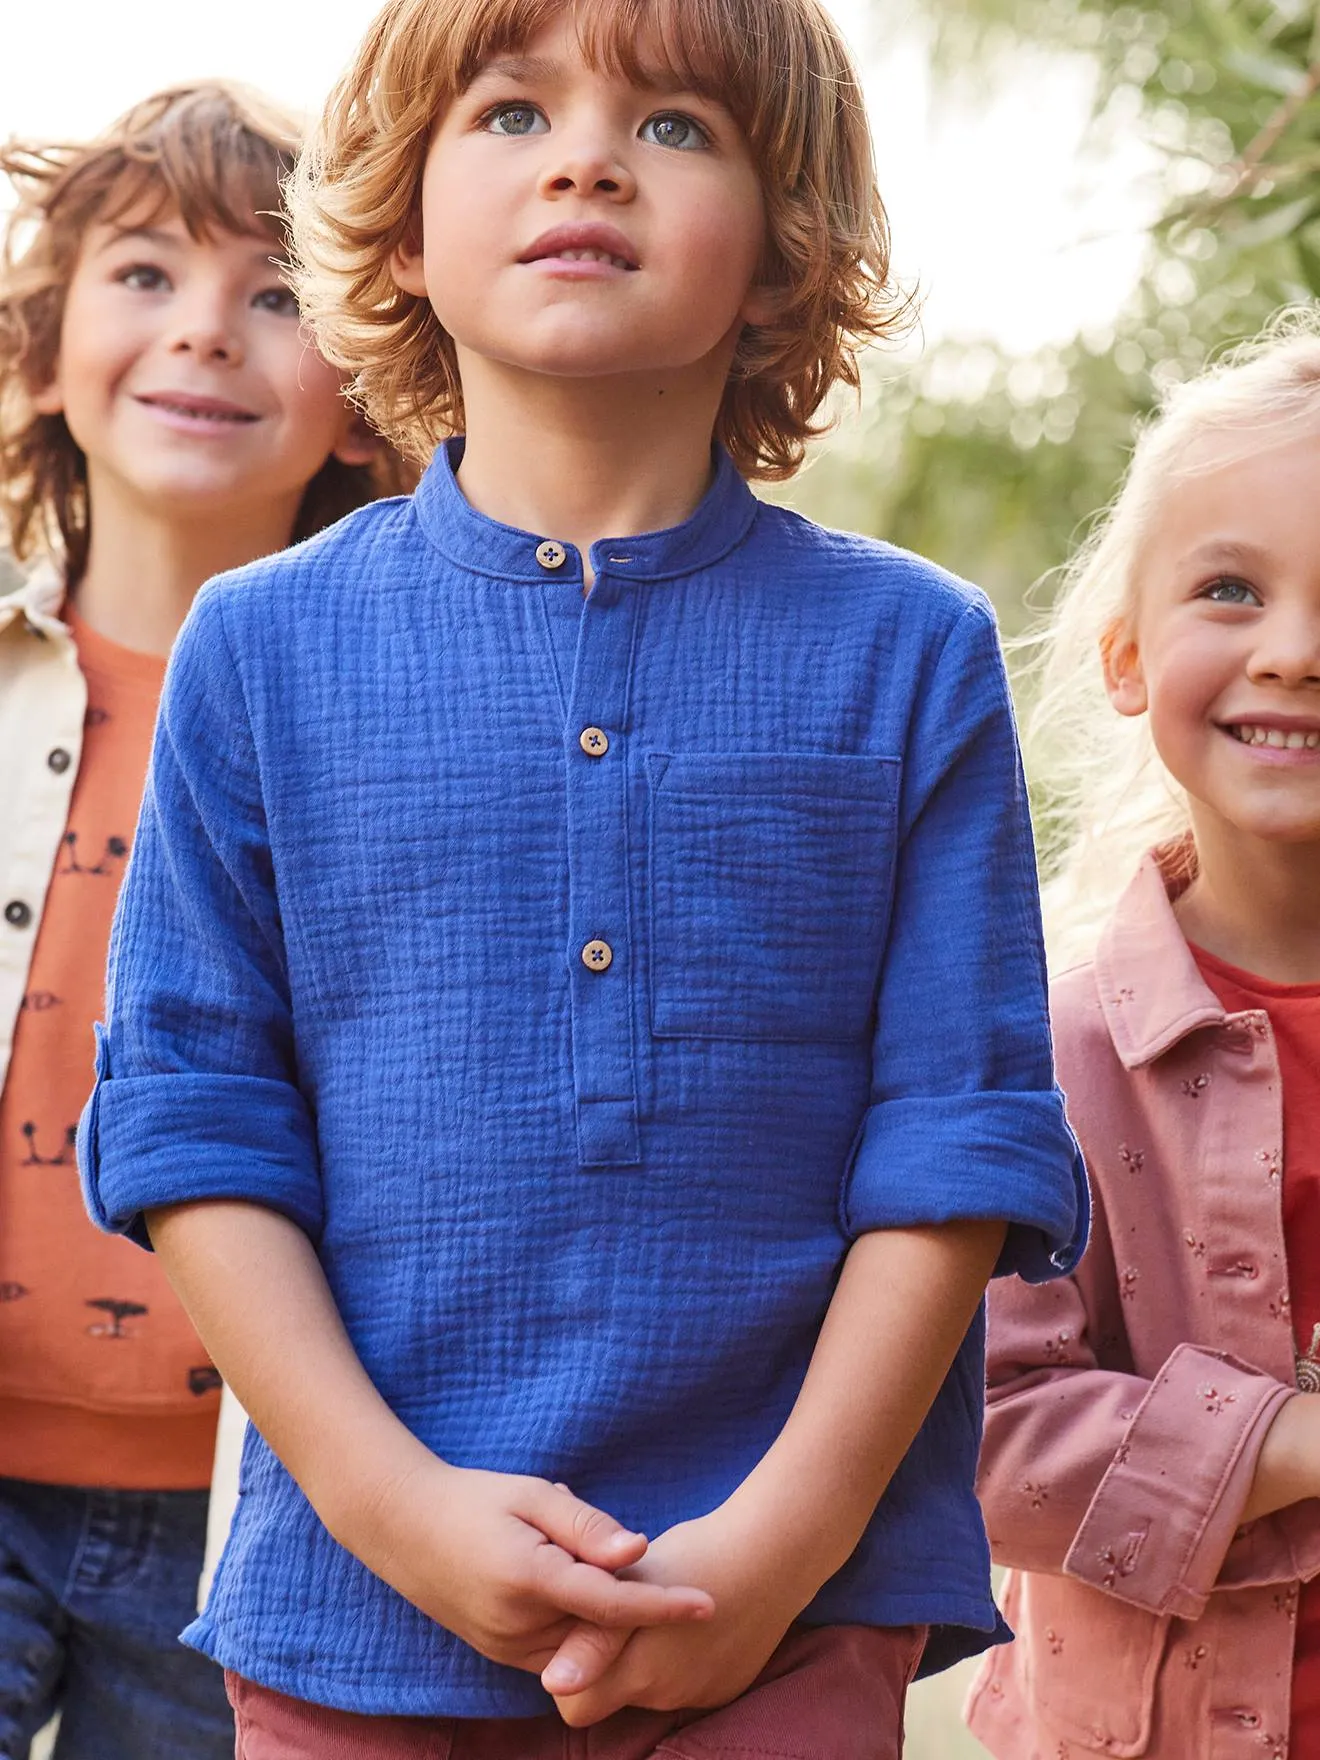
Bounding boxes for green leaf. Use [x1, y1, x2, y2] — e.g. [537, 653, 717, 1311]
[1219, 46, 1310, 94]
[1222, 189, 1320, 247]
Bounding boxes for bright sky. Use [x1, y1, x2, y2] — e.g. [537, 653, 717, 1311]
[0, 0, 1159, 354]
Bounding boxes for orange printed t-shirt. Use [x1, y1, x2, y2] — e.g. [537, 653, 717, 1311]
[1192, 944, 1320, 1757]
[0, 608, 219, 1488]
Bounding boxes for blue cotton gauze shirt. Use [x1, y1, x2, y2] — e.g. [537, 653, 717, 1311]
[80, 442, 1087, 1717]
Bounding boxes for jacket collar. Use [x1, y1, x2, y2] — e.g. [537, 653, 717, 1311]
[1094, 843, 1228, 1070]
[412, 438, 759, 585]
[0, 558, 68, 641]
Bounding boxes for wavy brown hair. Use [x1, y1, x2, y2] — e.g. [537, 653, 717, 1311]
[0, 82, 413, 581]
[289, 0, 908, 478]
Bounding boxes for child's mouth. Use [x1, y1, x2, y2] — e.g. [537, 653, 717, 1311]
[541, 248, 635, 270]
[1223, 722, 1320, 750]
[519, 224, 640, 274]
[134, 393, 260, 426]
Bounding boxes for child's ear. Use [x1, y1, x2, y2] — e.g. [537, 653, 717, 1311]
[31, 374, 64, 416]
[390, 223, 427, 298]
[1100, 618, 1148, 718]
[331, 408, 381, 469]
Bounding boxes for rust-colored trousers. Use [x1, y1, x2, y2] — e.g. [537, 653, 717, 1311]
[227, 1623, 926, 1760]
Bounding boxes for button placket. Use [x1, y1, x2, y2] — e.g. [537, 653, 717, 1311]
[563, 574, 641, 1167]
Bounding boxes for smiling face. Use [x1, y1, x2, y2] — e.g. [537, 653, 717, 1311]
[36, 207, 370, 532]
[1104, 419, 1320, 850]
[391, 12, 774, 388]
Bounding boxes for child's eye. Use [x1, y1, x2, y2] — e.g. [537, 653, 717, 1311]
[116, 263, 170, 292]
[639, 112, 710, 152]
[1201, 576, 1262, 606]
[253, 285, 300, 318]
[483, 103, 549, 138]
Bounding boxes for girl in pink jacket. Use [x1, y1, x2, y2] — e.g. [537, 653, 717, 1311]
[967, 313, 1320, 1760]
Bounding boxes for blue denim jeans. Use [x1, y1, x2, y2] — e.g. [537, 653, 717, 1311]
[0, 1477, 233, 1760]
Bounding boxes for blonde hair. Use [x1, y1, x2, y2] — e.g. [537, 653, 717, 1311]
[1028, 305, 1320, 970]
[0, 82, 412, 579]
[288, 0, 907, 475]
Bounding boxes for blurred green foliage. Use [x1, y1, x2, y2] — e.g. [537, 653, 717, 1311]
[779, 0, 1320, 627]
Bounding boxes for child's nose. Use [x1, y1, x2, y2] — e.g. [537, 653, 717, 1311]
[167, 299, 246, 367]
[538, 138, 637, 203]
[1248, 609, 1320, 686]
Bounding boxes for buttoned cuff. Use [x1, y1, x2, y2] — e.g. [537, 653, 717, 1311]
[841, 1091, 1087, 1283]
[79, 1028, 323, 1250]
[1064, 1343, 1295, 1618]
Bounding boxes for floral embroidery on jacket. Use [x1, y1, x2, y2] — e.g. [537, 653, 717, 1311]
[1197, 1382, 1238, 1416]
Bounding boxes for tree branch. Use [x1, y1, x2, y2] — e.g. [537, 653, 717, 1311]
[1222, 61, 1320, 200]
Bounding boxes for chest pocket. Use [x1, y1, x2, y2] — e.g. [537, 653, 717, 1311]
[646, 752, 900, 1043]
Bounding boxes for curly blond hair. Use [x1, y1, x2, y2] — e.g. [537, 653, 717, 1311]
[1025, 305, 1320, 970]
[0, 82, 412, 581]
[288, 0, 907, 476]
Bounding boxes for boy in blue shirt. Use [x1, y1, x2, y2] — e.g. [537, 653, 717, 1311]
[80, 0, 1088, 1752]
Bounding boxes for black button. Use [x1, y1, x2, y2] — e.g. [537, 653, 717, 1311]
[47, 747, 72, 774]
[4, 900, 32, 929]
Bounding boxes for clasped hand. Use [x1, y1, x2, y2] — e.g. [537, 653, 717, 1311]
[542, 1504, 810, 1726]
[344, 1457, 716, 1678]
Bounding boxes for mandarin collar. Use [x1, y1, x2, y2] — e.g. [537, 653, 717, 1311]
[412, 437, 758, 585]
[1094, 844, 1228, 1069]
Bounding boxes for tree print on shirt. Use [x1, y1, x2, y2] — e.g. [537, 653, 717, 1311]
[0, 1283, 30, 1303]
[85, 1298, 148, 1339]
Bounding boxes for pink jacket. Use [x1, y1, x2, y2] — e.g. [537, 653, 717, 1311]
[966, 852, 1320, 1760]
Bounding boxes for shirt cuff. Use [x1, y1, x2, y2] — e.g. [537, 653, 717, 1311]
[79, 1026, 323, 1249]
[841, 1090, 1088, 1282]
[1064, 1343, 1295, 1618]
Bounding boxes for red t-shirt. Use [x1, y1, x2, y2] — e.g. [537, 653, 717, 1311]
[1192, 944, 1320, 1750]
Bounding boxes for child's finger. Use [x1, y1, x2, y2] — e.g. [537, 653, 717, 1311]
[531, 1549, 715, 1630]
[540, 1621, 631, 1696]
[523, 1482, 649, 1569]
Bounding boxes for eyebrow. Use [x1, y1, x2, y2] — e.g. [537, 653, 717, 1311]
[92, 225, 282, 271]
[471, 56, 561, 85]
[91, 225, 179, 257]
[1182, 538, 1272, 570]
[470, 54, 701, 98]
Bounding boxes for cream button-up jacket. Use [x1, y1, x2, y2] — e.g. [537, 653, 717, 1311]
[967, 852, 1320, 1760]
[0, 565, 86, 1079]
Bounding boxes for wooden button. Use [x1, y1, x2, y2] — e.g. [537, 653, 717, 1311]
[536, 540, 567, 570]
[579, 727, 609, 758]
[581, 939, 613, 972]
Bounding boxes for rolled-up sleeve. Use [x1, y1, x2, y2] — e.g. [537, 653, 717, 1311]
[78, 584, 322, 1249]
[1065, 1343, 1319, 1616]
[840, 600, 1087, 1282]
